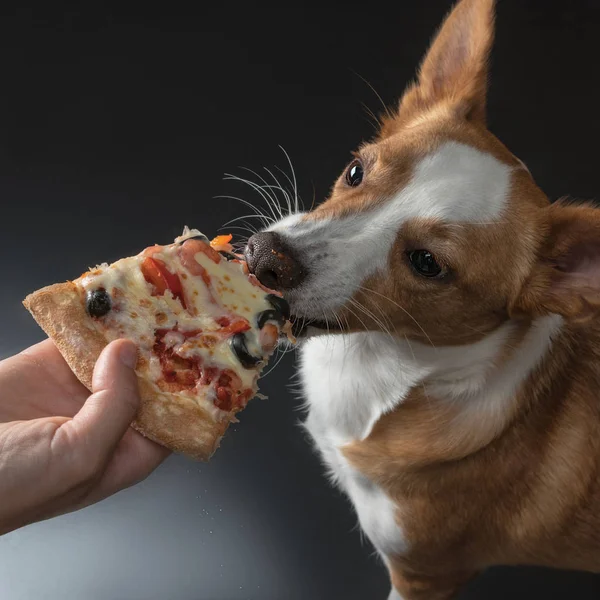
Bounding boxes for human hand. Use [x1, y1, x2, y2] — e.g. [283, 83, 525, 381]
[0, 338, 170, 535]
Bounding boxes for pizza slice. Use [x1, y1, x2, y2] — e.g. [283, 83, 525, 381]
[23, 228, 293, 461]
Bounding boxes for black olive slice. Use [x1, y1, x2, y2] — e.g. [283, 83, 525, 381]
[229, 333, 263, 369]
[86, 288, 112, 318]
[257, 309, 285, 329]
[265, 294, 290, 320]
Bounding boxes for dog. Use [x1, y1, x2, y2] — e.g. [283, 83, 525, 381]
[244, 0, 600, 598]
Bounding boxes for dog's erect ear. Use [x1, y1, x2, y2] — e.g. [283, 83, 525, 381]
[398, 0, 496, 126]
[511, 203, 600, 323]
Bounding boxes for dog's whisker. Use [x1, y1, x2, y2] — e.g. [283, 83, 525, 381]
[262, 342, 289, 378]
[221, 214, 273, 228]
[357, 286, 437, 351]
[278, 145, 302, 213]
[344, 302, 371, 336]
[262, 170, 293, 217]
[224, 173, 281, 222]
[274, 165, 303, 213]
[221, 224, 258, 236]
[238, 166, 286, 221]
[214, 194, 273, 227]
[348, 297, 396, 343]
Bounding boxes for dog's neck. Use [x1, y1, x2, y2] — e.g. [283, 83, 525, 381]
[301, 314, 563, 459]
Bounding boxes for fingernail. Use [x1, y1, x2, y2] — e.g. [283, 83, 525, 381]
[119, 341, 138, 369]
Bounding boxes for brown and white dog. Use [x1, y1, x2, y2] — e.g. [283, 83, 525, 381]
[244, 0, 600, 598]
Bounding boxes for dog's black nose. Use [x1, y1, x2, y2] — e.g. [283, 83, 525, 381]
[245, 232, 306, 291]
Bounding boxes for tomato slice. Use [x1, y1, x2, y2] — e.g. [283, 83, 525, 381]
[141, 257, 186, 308]
[142, 244, 164, 257]
[216, 316, 251, 335]
[141, 257, 168, 294]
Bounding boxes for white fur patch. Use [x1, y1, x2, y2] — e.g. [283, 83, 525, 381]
[300, 315, 561, 560]
[395, 141, 512, 223]
[348, 472, 408, 558]
[269, 141, 512, 319]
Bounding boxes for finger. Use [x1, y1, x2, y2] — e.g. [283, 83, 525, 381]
[84, 431, 171, 504]
[68, 339, 140, 459]
[18, 338, 59, 359]
[15, 339, 90, 405]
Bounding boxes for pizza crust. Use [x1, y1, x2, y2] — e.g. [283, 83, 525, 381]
[23, 282, 230, 461]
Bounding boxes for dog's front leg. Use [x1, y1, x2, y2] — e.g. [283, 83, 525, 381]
[387, 564, 478, 600]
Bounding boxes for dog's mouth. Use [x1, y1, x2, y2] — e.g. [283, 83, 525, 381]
[290, 314, 344, 337]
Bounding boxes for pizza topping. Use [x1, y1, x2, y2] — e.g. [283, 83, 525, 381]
[153, 328, 254, 411]
[176, 232, 210, 245]
[247, 273, 276, 294]
[216, 316, 251, 335]
[142, 244, 165, 258]
[86, 288, 112, 318]
[178, 240, 213, 287]
[218, 250, 238, 261]
[162, 330, 185, 349]
[154, 336, 201, 391]
[179, 237, 221, 265]
[211, 234, 233, 247]
[229, 332, 263, 369]
[266, 293, 290, 320]
[141, 257, 187, 309]
[213, 369, 253, 411]
[257, 308, 286, 329]
[210, 234, 235, 255]
[259, 323, 279, 354]
[185, 234, 210, 243]
[281, 319, 297, 344]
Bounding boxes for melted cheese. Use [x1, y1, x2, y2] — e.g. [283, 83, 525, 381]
[78, 228, 281, 417]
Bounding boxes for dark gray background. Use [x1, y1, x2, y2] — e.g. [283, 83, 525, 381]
[1, 1, 600, 598]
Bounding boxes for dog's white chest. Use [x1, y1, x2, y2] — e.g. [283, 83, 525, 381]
[300, 334, 422, 557]
[298, 319, 562, 562]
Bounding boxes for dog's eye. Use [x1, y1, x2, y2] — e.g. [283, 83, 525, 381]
[345, 159, 364, 187]
[408, 250, 443, 278]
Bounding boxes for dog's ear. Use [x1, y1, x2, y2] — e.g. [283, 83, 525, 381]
[511, 203, 600, 323]
[398, 0, 496, 126]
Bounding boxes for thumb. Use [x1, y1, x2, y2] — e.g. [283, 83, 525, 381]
[70, 339, 140, 457]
